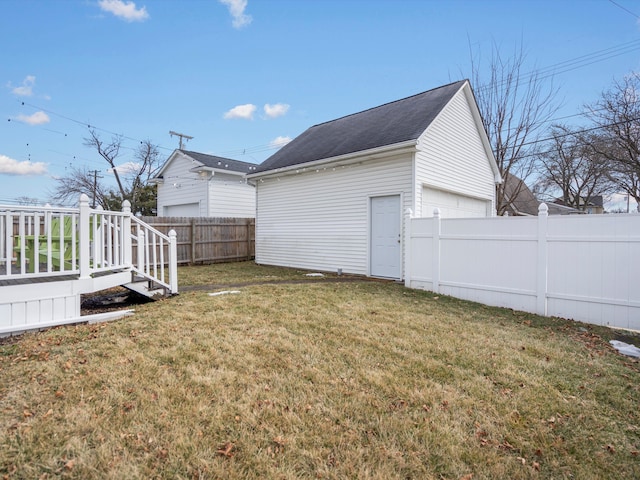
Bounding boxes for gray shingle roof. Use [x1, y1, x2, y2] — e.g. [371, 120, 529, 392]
[252, 80, 467, 174]
[181, 150, 258, 174]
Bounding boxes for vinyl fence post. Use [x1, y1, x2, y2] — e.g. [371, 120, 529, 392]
[432, 208, 441, 294]
[536, 203, 549, 316]
[404, 208, 413, 288]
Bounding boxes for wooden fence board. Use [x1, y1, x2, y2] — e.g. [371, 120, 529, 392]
[139, 217, 255, 265]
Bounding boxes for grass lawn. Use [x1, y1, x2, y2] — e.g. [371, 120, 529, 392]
[1, 262, 639, 479]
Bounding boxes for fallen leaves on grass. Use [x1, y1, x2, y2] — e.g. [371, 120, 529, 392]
[216, 442, 235, 458]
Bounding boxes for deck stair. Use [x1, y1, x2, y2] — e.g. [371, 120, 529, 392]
[0, 194, 178, 335]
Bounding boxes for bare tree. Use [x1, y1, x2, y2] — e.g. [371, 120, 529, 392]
[537, 125, 613, 210]
[468, 42, 560, 215]
[50, 166, 112, 208]
[585, 72, 640, 211]
[52, 130, 162, 213]
[15, 196, 42, 206]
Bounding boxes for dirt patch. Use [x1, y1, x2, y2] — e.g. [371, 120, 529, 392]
[81, 287, 153, 315]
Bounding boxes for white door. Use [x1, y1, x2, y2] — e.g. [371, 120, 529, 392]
[370, 195, 401, 279]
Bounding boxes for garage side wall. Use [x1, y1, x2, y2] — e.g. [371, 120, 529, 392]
[255, 154, 413, 275]
[208, 173, 256, 218]
[157, 155, 207, 216]
[415, 87, 496, 218]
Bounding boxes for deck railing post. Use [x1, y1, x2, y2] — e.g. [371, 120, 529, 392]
[137, 229, 145, 273]
[122, 200, 132, 267]
[169, 229, 178, 294]
[79, 194, 91, 279]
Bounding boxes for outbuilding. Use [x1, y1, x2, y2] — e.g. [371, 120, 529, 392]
[154, 149, 257, 217]
[247, 80, 501, 279]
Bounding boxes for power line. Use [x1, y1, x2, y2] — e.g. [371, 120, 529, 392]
[7, 38, 640, 168]
[608, 0, 640, 19]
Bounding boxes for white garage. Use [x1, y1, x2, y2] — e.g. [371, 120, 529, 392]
[247, 80, 501, 280]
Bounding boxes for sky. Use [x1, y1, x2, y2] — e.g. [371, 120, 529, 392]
[1, 0, 640, 211]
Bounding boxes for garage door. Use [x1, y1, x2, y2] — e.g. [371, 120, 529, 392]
[422, 187, 490, 218]
[164, 202, 200, 217]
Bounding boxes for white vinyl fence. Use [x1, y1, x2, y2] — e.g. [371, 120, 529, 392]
[404, 204, 640, 330]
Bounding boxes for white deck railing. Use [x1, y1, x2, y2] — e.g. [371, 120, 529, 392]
[0, 194, 177, 294]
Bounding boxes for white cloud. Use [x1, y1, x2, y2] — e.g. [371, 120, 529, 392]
[0, 154, 47, 175]
[264, 103, 290, 118]
[108, 161, 141, 175]
[269, 136, 292, 149]
[15, 111, 50, 126]
[219, 0, 252, 28]
[224, 103, 257, 120]
[98, 0, 149, 22]
[11, 75, 36, 96]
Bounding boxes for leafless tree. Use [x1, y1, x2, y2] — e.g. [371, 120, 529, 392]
[585, 72, 640, 211]
[15, 196, 42, 206]
[50, 166, 112, 208]
[537, 125, 614, 210]
[52, 130, 162, 213]
[468, 42, 560, 215]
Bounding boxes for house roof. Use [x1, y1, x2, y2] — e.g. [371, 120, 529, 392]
[503, 174, 539, 216]
[154, 149, 259, 181]
[553, 195, 604, 208]
[251, 80, 469, 175]
[179, 150, 259, 174]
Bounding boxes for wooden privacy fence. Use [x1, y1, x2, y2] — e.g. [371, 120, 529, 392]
[139, 217, 254, 265]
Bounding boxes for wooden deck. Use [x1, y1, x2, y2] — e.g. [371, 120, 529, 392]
[0, 196, 178, 335]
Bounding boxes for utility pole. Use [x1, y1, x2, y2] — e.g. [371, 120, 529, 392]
[90, 169, 103, 208]
[169, 131, 194, 150]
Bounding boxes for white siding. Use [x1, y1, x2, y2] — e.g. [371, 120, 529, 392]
[157, 154, 207, 216]
[255, 154, 413, 276]
[208, 173, 256, 218]
[415, 87, 496, 217]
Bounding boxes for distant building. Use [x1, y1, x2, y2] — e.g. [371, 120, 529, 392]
[553, 195, 604, 214]
[502, 174, 582, 216]
[153, 150, 257, 218]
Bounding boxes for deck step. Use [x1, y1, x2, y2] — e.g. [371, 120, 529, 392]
[123, 278, 168, 299]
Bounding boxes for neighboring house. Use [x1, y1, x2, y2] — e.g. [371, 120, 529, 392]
[553, 195, 604, 214]
[247, 80, 501, 280]
[503, 174, 582, 216]
[153, 150, 257, 217]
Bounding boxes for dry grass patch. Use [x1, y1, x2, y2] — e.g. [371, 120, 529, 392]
[177, 261, 336, 287]
[1, 263, 639, 479]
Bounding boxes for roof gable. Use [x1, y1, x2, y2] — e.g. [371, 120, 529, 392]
[252, 80, 468, 174]
[155, 149, 258, 180]
[180, 150, 258, 174]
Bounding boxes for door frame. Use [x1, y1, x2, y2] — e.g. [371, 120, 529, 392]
[368, 193, 403, 279]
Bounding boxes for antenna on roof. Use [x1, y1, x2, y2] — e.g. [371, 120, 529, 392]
[169, 130, 194, 150]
